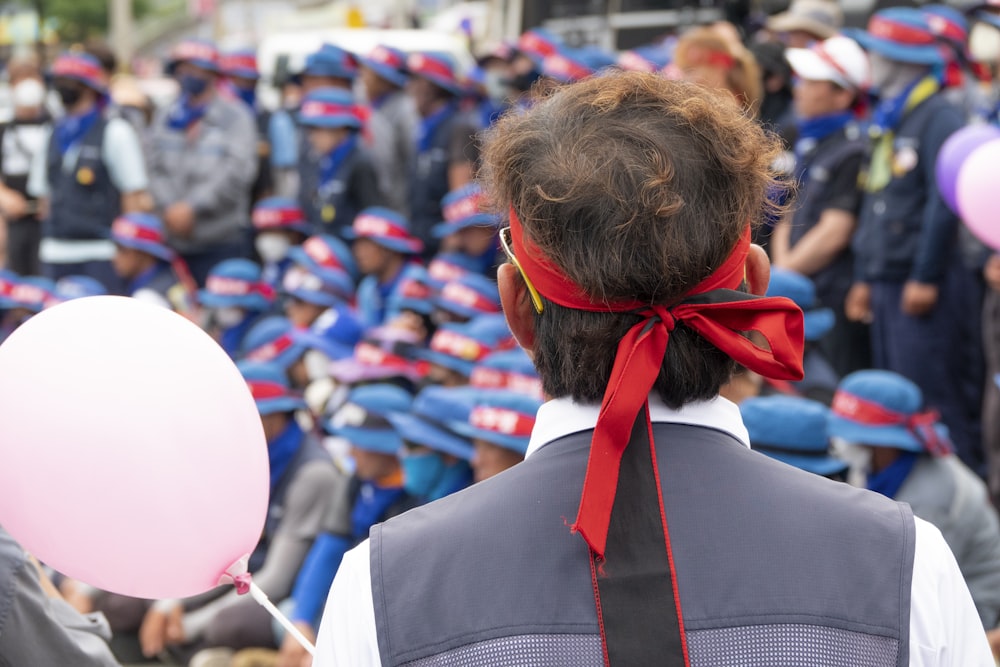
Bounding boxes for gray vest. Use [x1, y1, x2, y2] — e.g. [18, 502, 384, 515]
[371, 423, 915, 666]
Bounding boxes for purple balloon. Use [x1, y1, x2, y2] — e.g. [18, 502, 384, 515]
[936, 124, 1000, 215]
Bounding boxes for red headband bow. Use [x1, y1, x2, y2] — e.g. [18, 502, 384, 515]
[509, 207, 804, 558]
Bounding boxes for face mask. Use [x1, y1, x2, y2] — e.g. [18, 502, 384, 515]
[214, 306, 246, 329]
[178, 73, 211, 97]
[255, 233, 293, 264]
[55, 83, 82, 108]
[303, 349, 332, 383]
[401, 452, 446, 497]
[13, 79, 44, 109]
[483, 70, 508, 102]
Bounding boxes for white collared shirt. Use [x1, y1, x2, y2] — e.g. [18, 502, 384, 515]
[313, 397, 993, 666]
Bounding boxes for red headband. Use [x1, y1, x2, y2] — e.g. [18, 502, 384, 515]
[510, 207, 804, 558]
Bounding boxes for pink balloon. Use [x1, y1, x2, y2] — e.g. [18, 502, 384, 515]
[0, 296, 269, 600]
[956, 138, 1000, 252]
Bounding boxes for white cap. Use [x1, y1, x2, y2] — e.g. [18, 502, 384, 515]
[786, 35, 871, 91]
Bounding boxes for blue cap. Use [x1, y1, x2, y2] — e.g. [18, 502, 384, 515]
[406, 51, 464, 96]
[432, 183, 500, 238]
[426, 251, 482, 290]
[252, 197, 313, 236]
[166, 39, 222, 75]
[111, 212, 175, 262]
[386, 264, 437, 317]
[327, 383, 413, 454]
[199, 259, 275, 311]
[766, 268, 834, 342]
[294, 43, 358, 83]
[741, 395, 848, 477]
[470, 347, 543, 398]
[8, 276, 55, 312]
[844, 8, 947, 66]
[357, 44, 409, 88]
[239, 360, 306, 415]
[281, 263, 354, 307]
[387, 386, 477, 460]
[291, 305, 364, 361]
[435, 273, 502, 320]
[342, 207, 423, 255]
[828, 370, 951, 453]
[52, 275, 107, 303]
[289, 234, 358, 282]
[240, 317, 306, 370]
[420, 314, 514, 377]
[450, 389, 541, 454]
[298, 87, 363, 130]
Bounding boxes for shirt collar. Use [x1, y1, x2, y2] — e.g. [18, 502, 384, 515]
[525, 394, 750, 459]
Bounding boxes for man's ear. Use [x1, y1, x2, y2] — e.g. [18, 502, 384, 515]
[745, 243, 771, 297]
[497, 263, 537, 354]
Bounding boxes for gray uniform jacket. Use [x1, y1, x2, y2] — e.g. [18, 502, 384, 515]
[147, 95, 258, 254]
[0, 526, 120, 667]
[368, 91, 417, 216]
[898, 455, 1000, 628]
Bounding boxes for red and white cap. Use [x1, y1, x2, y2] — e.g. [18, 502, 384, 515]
[786, 35, 871, 91]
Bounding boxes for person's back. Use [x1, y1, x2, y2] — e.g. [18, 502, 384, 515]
[314, 72, 991, 666]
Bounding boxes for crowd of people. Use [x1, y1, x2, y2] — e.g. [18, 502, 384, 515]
[2, 0, 1000, 664]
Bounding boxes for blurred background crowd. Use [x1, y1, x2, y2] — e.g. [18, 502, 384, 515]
[3, 0, 1000, 664]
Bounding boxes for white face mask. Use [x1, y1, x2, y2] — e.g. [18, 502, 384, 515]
[303, 349, 332, 382]
[214, 306, 246, 329]
[483, 70, 509, 102]
[255, 233, 293, 264]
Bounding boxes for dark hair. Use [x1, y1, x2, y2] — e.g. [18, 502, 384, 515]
[481, 71, 783, 408]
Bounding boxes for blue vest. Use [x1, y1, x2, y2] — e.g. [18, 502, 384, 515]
[371, 422, 915, 666]
[45, 116, 120, 240]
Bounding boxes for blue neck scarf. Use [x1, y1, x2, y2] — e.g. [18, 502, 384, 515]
[55, 107, 100, 155]
[427, 460, 471, 502]
[794, 112, 854, 164]
[234, 86, 257, 110]
[167, 94, 209, 131]
[871, 77, 928, 134]
[268, 420, 303, 489]
[866, 451, 919, 500]
[351, 479, 407, 538]
[417, 101, 457, 153]
[319, 134, 359, 188]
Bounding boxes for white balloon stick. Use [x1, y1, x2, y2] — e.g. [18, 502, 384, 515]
[249, 581, 316, 656]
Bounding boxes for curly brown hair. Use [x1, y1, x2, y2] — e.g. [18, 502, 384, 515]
[481, 71, 783, 406]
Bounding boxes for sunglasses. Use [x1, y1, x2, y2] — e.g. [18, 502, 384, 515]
[499, 226, 544, 314]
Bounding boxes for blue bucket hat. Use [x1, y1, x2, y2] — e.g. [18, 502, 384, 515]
[111, 213, 175, 262]
[420, 313, 514, 377]
[450, 389, 542, 455]
[387, 386, 478, 460]
[220, 49, 259, 80]
[922, 5, 970, 59]
[281, 263, 354, 307]
[517, 28, 563, 66]
[766, 268, 834, 342]
[386, 264, 437, 317]
[252, 197, 313, 236]
[291, 305, 364, 361]
[617, 41, 674, 72]
[828, 370, 952, 454]
[293, 43, 358, 84]
[289, 234, 358, 282]
[741, 395, 848, 477]
[240, 317, 307, 370]
[326, 383, 412, 454]
[426, 251, 481, 290]
[49, 53, 108, 94]
[470, 348, 543, 399]
[406, 51, 465, 96]
[357, 44, 409, 88]
[299, 87, 363, 130]
[166, 39, 221, 75]
[52, 275, 107, 303]
[239, 360, 306, 415]
[329, 326, 428, 385]
[342, 207, 423, 255]
[8, 276, 55, 313]
[199, 259, 275, 311]
[844, 8, 947, 66]
[432, 183, 500, 238]
[435, 273, 502, 320]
